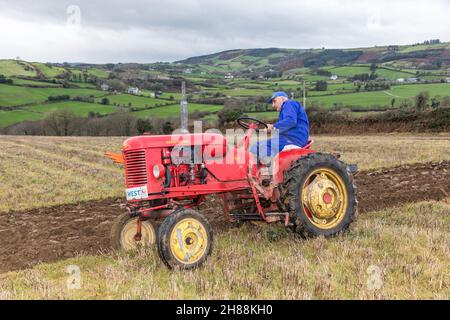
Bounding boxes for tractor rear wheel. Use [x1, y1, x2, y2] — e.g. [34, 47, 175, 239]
[157, 208, 212, 270]
[281, 153, 358, 237]
[110, 213, 156, 250]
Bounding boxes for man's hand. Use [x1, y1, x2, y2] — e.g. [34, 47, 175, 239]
[266, 124, 274, 132]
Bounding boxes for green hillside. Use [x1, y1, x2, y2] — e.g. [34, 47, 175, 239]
[0, 60, 36, 77]
[0, 41, 449, 130]
[176, 42, 450, 76]
[32, 62, 66, 78]
[0, 84, 106, 107]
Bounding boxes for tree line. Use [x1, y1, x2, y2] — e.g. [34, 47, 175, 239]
[2, 109, 179, 136]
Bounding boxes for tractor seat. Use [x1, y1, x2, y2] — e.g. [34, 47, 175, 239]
[281, 140, 313, 152]
[282, 144, 302, 151]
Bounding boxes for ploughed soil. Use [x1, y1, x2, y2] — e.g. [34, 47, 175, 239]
[1, 161, 449, 273]
[356, 161, 449, 212]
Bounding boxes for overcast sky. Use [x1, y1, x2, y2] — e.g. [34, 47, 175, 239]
[0, 0, 449, 63]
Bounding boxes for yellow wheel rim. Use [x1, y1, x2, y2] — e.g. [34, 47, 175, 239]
[301, 168, 348, 229]
[169, 218, 208, 265]
[120, 218, 155, 250]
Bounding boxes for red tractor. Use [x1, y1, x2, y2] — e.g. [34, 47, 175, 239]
[107, 117, 358, 269]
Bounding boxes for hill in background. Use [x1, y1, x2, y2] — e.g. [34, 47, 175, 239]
[0, 40, 449, 132]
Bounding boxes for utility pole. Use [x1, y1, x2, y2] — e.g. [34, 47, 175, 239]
[180, 81, 188, 132]
[302, 80, 306, 109]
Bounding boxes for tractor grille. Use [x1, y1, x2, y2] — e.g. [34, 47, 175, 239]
[125, 150, 148, 186]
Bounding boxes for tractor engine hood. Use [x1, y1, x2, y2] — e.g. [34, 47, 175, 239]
[122, 133, 226, 151]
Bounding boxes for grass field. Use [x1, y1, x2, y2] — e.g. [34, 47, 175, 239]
[86, 68, 109, 78]
[68, 82, 98, 89]
[67, 67, 109, 79]
[0, 60, 36, 77]
[324, 65, 415, 80]
[96, 93, 171, 108]
[389, 83, 450, 98]
[0, 102, 118, 129]
[213, 88, 273, 97]
[307, 83, 450, 108]
[32, 62, 66, 78]
[307, 82, 356, 97]
[0, 200, 448, 299]
[139, 90, 183, 100]
[10, 78, 61, 87]
[132, 103, 223, 118]
[24, 101, 118, 117]
[303, 75, 335, 82]
[0, 84, 105, 107]
[398, 42, 450, 53]
[0, 134, 449, 213]
[0, 110, 44, 128]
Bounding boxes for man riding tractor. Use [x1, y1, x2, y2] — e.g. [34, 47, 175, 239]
[251, 91, 309, 161]
[106, 91, 358, 270]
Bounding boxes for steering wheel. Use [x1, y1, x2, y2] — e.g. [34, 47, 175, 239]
[237, 117, 268, 131]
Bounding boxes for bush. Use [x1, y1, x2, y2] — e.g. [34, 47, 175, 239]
[48, 95, 70, 102]
[315, 69, 332, 77]
[162, 121, 174, 134]
[364, 81, 390, 91]
[136, 118, 153, 134]
[415, 91, 430, 111]
[0, 74, 13, 84]
[441, 96, 450, 107]
[352, 73, 377, 81]
[106, 79, 126, 92]
[217, 106, 244, 126]
[315, 80, 328, 91]
[426, 107, 450, 130]
[72, 96, 94, 103]
[190, 111, 212, 119]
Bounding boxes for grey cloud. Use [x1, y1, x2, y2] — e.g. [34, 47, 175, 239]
[0, 0, 449, 63]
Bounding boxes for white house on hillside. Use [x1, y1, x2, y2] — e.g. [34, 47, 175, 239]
[330, 75, 338, 80]
[127, 87, 140, 95]
[100, 83, 110, 91]
[224, 73, 234, 79]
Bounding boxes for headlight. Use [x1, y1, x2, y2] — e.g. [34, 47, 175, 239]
[153, 164, 165, 179]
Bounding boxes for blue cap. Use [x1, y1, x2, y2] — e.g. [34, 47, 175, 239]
[267, 91, 288, 103]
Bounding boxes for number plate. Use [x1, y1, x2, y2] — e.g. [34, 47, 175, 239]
[125, 185, 148, 200]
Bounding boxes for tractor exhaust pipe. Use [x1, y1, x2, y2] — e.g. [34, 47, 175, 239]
[180, 81, 189, 133]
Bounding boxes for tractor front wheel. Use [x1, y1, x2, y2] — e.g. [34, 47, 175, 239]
[110, 213, 157, 250]
[281, 153, 358, 237]
[157, 208, 212, 269]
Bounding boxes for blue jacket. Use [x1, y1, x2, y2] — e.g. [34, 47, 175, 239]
[273, 100, 309, 148]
